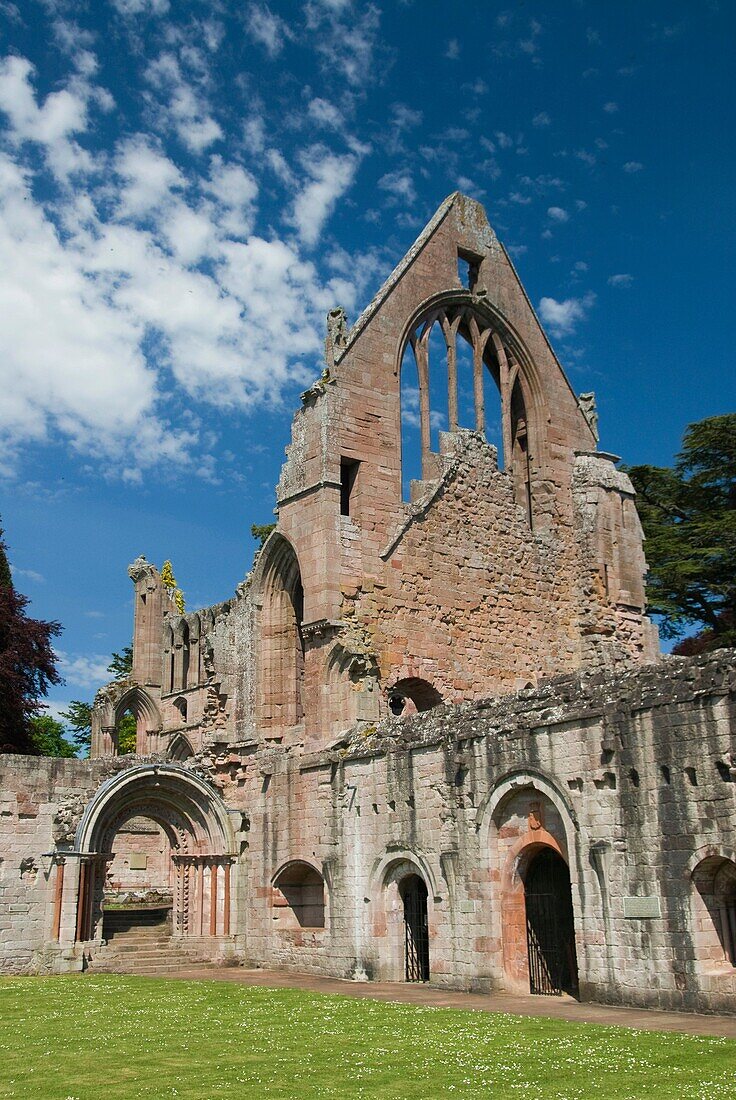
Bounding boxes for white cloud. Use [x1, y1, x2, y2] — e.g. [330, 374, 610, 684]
[204, 156, 258, 237]
[603, 101, 618, 113]
[446, 39, 460, 60]
[0, 52, 378, 482]
[547, 206, 569, 222]
[289, 145, 359, 246]
[378, 168, 416, 204]
[57, 651, 113, 690]
[308, 98, 344, 130]
[246, 3, 293, 57]
[0, 54, 96, 179]
[538, 292, 596, 337]
[306, 2, 381, 87]
[608, 273, 634, 287]
[145, 52, 222, 154]
[114, 135, 184, 217]
[390, 103, 422, 129]
[243, 115, 266, 154]
[111, 0, 170, 13]
[533, 111, 551, 127]
[623, 160, 644, 173]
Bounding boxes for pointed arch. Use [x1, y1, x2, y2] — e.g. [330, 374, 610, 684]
[252, 532, 305, 733]
[397, 291, 544, 517]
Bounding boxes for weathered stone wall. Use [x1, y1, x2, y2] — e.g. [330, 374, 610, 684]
[1, 652, 734, 1011]
[0, 756, 141, 973]
[213, 650, 735, 1013]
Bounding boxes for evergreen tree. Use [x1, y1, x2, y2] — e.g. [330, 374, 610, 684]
[0, 524, 61, 754]
[627, 413, 736, 648]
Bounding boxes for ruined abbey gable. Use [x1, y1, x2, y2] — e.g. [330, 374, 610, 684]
[1, 193, 734, 1015]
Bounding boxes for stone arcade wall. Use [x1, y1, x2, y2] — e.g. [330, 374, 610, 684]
[4, 651, 731, 1012]
[230, 650, 735, 1014]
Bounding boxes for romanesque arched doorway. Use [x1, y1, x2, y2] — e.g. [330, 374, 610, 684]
[69, 765, 235, 948]
[524, 847, 578, 996]
[486, 775, 581, 997]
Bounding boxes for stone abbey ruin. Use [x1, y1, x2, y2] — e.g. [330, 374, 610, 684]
[2, 194, 735, 1014]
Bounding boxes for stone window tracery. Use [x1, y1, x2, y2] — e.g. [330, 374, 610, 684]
[400, 302, 533, 523]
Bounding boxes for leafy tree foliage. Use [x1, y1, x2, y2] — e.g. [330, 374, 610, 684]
[0, 524, 62, 754]
[251, 523, 276, 548]
[61, 700, 93, 754]
[28, 715, 76, 758]
[627, 414, 736, 648]
[117, 711, 138, 754]
[107, 645, 133, 679]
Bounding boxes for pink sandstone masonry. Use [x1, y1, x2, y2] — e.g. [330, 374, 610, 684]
[0, 194, 733, 1014]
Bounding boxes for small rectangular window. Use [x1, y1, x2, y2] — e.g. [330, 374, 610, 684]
[458, 249, 481, 292]
[340, 458, 360, 517]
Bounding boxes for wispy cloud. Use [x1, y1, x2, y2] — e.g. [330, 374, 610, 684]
[608, 273, 634, 287]
[245, 3, 293, 58]
[10, 565, 45, 584]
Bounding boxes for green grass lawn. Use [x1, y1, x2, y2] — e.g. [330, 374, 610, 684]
[0, 977, 734, 1099]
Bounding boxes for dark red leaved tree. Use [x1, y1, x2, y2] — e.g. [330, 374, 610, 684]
[0, 525, 61, 754]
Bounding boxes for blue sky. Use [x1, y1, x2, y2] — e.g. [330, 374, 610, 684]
[0, 0, 734, 716]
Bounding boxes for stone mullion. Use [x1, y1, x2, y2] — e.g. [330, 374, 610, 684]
[493, 333, 513, 469]
[471, 320, 492, 435]
[412, 328, 432, 477]
[441, 313, 458, 432]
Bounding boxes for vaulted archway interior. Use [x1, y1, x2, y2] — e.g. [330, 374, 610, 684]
[692, 855, 736, 969]
[73, 767, 234, 945]
[101, 810, 174, 941]
[400, 302, 532, 523]
[258, 536, 305, 734]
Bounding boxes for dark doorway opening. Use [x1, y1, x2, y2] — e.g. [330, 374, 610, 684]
[401, 874, 430, 982]
[524, 848, 578, 996]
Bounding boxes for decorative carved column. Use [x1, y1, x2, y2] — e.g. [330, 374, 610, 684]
[223, 860, 231, 937]
[101, 727, 116, 756]
[209, 861, 218, 937]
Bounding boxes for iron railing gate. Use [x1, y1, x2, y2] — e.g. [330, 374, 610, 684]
[403, 877, 430, 982]
[525, 849, 577, 996]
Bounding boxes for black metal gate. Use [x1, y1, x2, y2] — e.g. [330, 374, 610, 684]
[402, 875, 430, 982]
[524, 848, 578, 996]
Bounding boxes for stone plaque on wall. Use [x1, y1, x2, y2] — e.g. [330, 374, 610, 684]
[129, 853, 148, 871]
[623, 896, 661, 919]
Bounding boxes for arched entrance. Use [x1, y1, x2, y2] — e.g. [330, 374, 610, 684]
[69, 765, 236, 949]
[401, 874, 430, 982]
[484, 774, 581, 996]
[524, 848, 578, 996]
